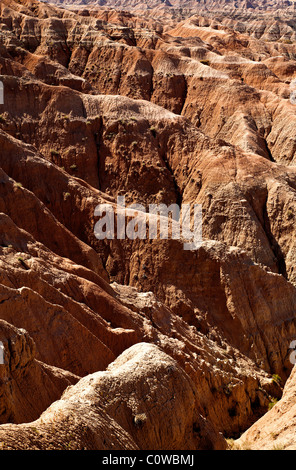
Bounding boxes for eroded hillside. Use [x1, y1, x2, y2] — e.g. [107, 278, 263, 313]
[0, 0, 296, 450]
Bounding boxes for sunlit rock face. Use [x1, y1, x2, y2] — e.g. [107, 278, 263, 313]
[0, 0, 296, 450]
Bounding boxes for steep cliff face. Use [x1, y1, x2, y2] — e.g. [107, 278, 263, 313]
[0, 0, 295, 449]
[0, 207, 282, 437]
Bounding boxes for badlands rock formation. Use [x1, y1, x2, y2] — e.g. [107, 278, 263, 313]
[0, 0, 295, 450]
[44, 0, 296, 13]
[0, 318, 79, 425]
[0, 343, 226, 450]
[235, 364, 296, 449]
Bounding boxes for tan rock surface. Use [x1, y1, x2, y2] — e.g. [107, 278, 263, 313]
[235, 365, 296, 450]
[0, 343, 226, 450]
[0, 0, 296, 450]
[0, 210, 281, 436]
